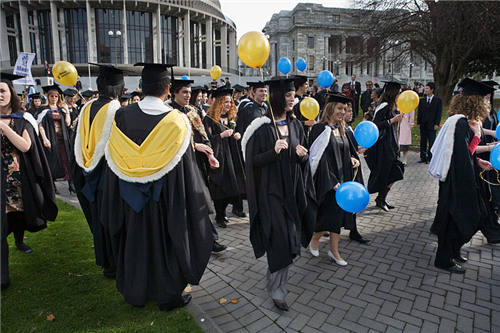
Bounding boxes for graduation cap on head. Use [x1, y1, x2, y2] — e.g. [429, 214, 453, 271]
[130, 91, 142, 98]
[232, 84, 245, 92]
[293, 75, 308, 89]
[247, 81, 266, 89]
[29, 92, 42, 100]
[89, 63, 124, 86]
[264, 76, 295, 94]
[171, 78, 194, 91]
[81, 89, 96, 98]
[191, 86, 207, 94]
[458, 78, 495, 96]
[63, 88, 78, 97]
[325, 93, 353, 105]
[134, 62, 175, 84]
[1, 72, 26, 86]
[481, 80, 499, 88]
[42, 84, 64, 96]
[211, 88, 234, 99]
[120, 93, 131, 101]
[381, 81, 402, 93]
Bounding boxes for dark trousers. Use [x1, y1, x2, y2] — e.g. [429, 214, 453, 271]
[232, 197, 244, 212]
[420, 127, 436, 161]
[214, 198, 230, 219]
[435, 219, 465, 268]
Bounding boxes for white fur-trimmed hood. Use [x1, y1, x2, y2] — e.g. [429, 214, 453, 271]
[241, 116, 271, 162]
[309, 125, 331, 177]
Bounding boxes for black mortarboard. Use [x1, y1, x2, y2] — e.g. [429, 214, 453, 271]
[171, 79, 194, 91]
[233, 84, 245, 92]
[0, 72, 25, 86]
[191, 86, 207, 93]
[381, 81, 402, 93]
[134, 63, 175, 84]
[247, 81, 266, 89]
[293, 75, 308, 89]
[63, 88, 78, 97]
[90, 63, 124, 86]
[42, 84, 64, 96]
[81, 89, 96, 98]
[130, 91, 142, 98]
[481, 80, 499, 88]
[211, 88, 234, 99]
[29, 92, 42, 100]
[120, 93, 131, 101]
[458, 78, 495, 96]
[265, 77, 295, 94]
[325, 93, 352, 104]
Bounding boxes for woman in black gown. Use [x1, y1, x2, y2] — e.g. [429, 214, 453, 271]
[308, 94, 361, 266]
[242, 77, 315, 311]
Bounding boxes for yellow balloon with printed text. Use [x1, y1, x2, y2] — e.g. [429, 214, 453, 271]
[396, 90, 420, 114]
[52, 61, 78, 87]
[237, 31, 270, 69]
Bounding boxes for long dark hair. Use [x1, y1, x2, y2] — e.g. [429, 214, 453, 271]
[380, 88, 400, 110]
[264, 87, 295, 121]
[4, 82, 21, 113]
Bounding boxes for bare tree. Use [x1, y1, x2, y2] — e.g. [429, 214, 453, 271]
[355, 0, 500, 104]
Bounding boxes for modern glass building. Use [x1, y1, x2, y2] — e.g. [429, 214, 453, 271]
[0, 0, 238, 75]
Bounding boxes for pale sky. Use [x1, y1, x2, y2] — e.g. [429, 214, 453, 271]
[219, 0, 352, 40]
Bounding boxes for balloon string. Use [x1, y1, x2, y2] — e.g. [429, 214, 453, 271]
[353, 166, 359, 181]
[259, 67, 281, 140]
[480, 169, 500, 186]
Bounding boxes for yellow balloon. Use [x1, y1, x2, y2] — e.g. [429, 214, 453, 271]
[210, 65, 222, 80]
[396, 90, 420, 114]
[52, 61, 78, 87]
[237, 31, 270, 69]
[300, 97, 320, 120]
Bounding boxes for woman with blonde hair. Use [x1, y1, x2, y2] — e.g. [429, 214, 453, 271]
[308, 93, 361, 266]
[203, 88, 245, 227]
[37, 84, 74, 193]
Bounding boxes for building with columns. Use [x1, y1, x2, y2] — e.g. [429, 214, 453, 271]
[0, 0, 238, 76]
[263, 3, 434, 86]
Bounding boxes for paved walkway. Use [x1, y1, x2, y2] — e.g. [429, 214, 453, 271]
[59, 151, 500, 333]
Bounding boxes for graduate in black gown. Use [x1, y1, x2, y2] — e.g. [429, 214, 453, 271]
[308, 94, 361, 266]
[73, 64, 124, 278]
[1, 73, 58, 288]
[242, 77, 316, 311]
[235, 81, 267, 137]
[37, 84, 75, 194]
[203, 88, 246, 228]
[100, 63, 213, 311]
[364, 81, 404, 211]
[429, 78, 497, 273]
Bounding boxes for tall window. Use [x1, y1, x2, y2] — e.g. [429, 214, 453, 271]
[95, 9, 123, 63]
[215, 28, 221, 67]
[201, 23, 206, 68]
[64, 8, 88, 63]
[346, 37, 363, 55]
[190, 21, 199, 68]
[161, 15, 178, 65]
[6, 15, 17, 66]
[307, 37, 315, 49]
[308, 55, 315, 71]
[127, 11, 153, 64]
[37, 10, 53, 64]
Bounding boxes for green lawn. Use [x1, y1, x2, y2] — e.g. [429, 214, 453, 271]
[1, 200, 203, 333]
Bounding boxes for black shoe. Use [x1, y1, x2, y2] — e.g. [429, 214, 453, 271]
[224, 216, 229, 223]
[54, 184, 60, 195]
[159, 294, 192, 312]
[68, 182, 76, 194]
[216, 218, 227, 228]
[15, 242, 32, 253]
[385, 201, 395, 209]
[418, 159, 427, 163]
[232, 209, 247, 218]
[349, 235, 371, 244]
[435, 263, 465, 274]
[375, 198, 389, 212]
[425, 160, 429, 164]
[273, 299, 289, 311]
[452, 256, 467, 264]
[212, 241, 227, 253]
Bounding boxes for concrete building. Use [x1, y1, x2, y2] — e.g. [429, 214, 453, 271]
[0, 0, 238, 77]
[263, 3, 434, 87]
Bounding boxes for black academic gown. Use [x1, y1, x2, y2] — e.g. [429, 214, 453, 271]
[479, 108, 500, 213]
[100, 104, 213, 307]
[73, 97, 117, 270]
[203, 116, 246, 201]
[37, 108, 72, 180]
[236, 101, 266, 137]
[310, 123, 359, 233]
[244, 116, 316, 273]
[431, 118, 483, 243]
[365, 104, 404, 193]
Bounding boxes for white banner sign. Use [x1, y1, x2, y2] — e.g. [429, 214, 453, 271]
[13, 52, 36, 85]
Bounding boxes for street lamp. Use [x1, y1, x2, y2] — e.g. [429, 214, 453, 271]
[390, 40, 399, 81]
[321, 56, 327, 70]
[334, 60, 341, 76]
[108, 30, 122, 65]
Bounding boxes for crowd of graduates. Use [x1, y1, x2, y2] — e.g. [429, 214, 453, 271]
[1, 64, 499, 314]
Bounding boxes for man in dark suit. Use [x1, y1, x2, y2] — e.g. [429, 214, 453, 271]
[417, 82, 442, 163]
[346, 74, 361, 118]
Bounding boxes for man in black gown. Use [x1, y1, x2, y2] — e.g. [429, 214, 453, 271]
[101, 63, 213, 310]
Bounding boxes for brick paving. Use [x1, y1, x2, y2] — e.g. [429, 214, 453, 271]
[59, 151, 500, 332]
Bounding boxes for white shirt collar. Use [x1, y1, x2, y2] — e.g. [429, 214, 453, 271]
[138, 96, 172, 115]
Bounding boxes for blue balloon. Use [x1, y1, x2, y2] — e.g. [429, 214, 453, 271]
[490, 144, 500, 170]
[354, 121, 379, 148]
[335, 181, 370, 213]
[496, 124, 500, 141]
[296, 58, 307, 72]
[277, 57, 292, 75]
[181, 75, 190, 80]
[317, 70, 334, 88]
